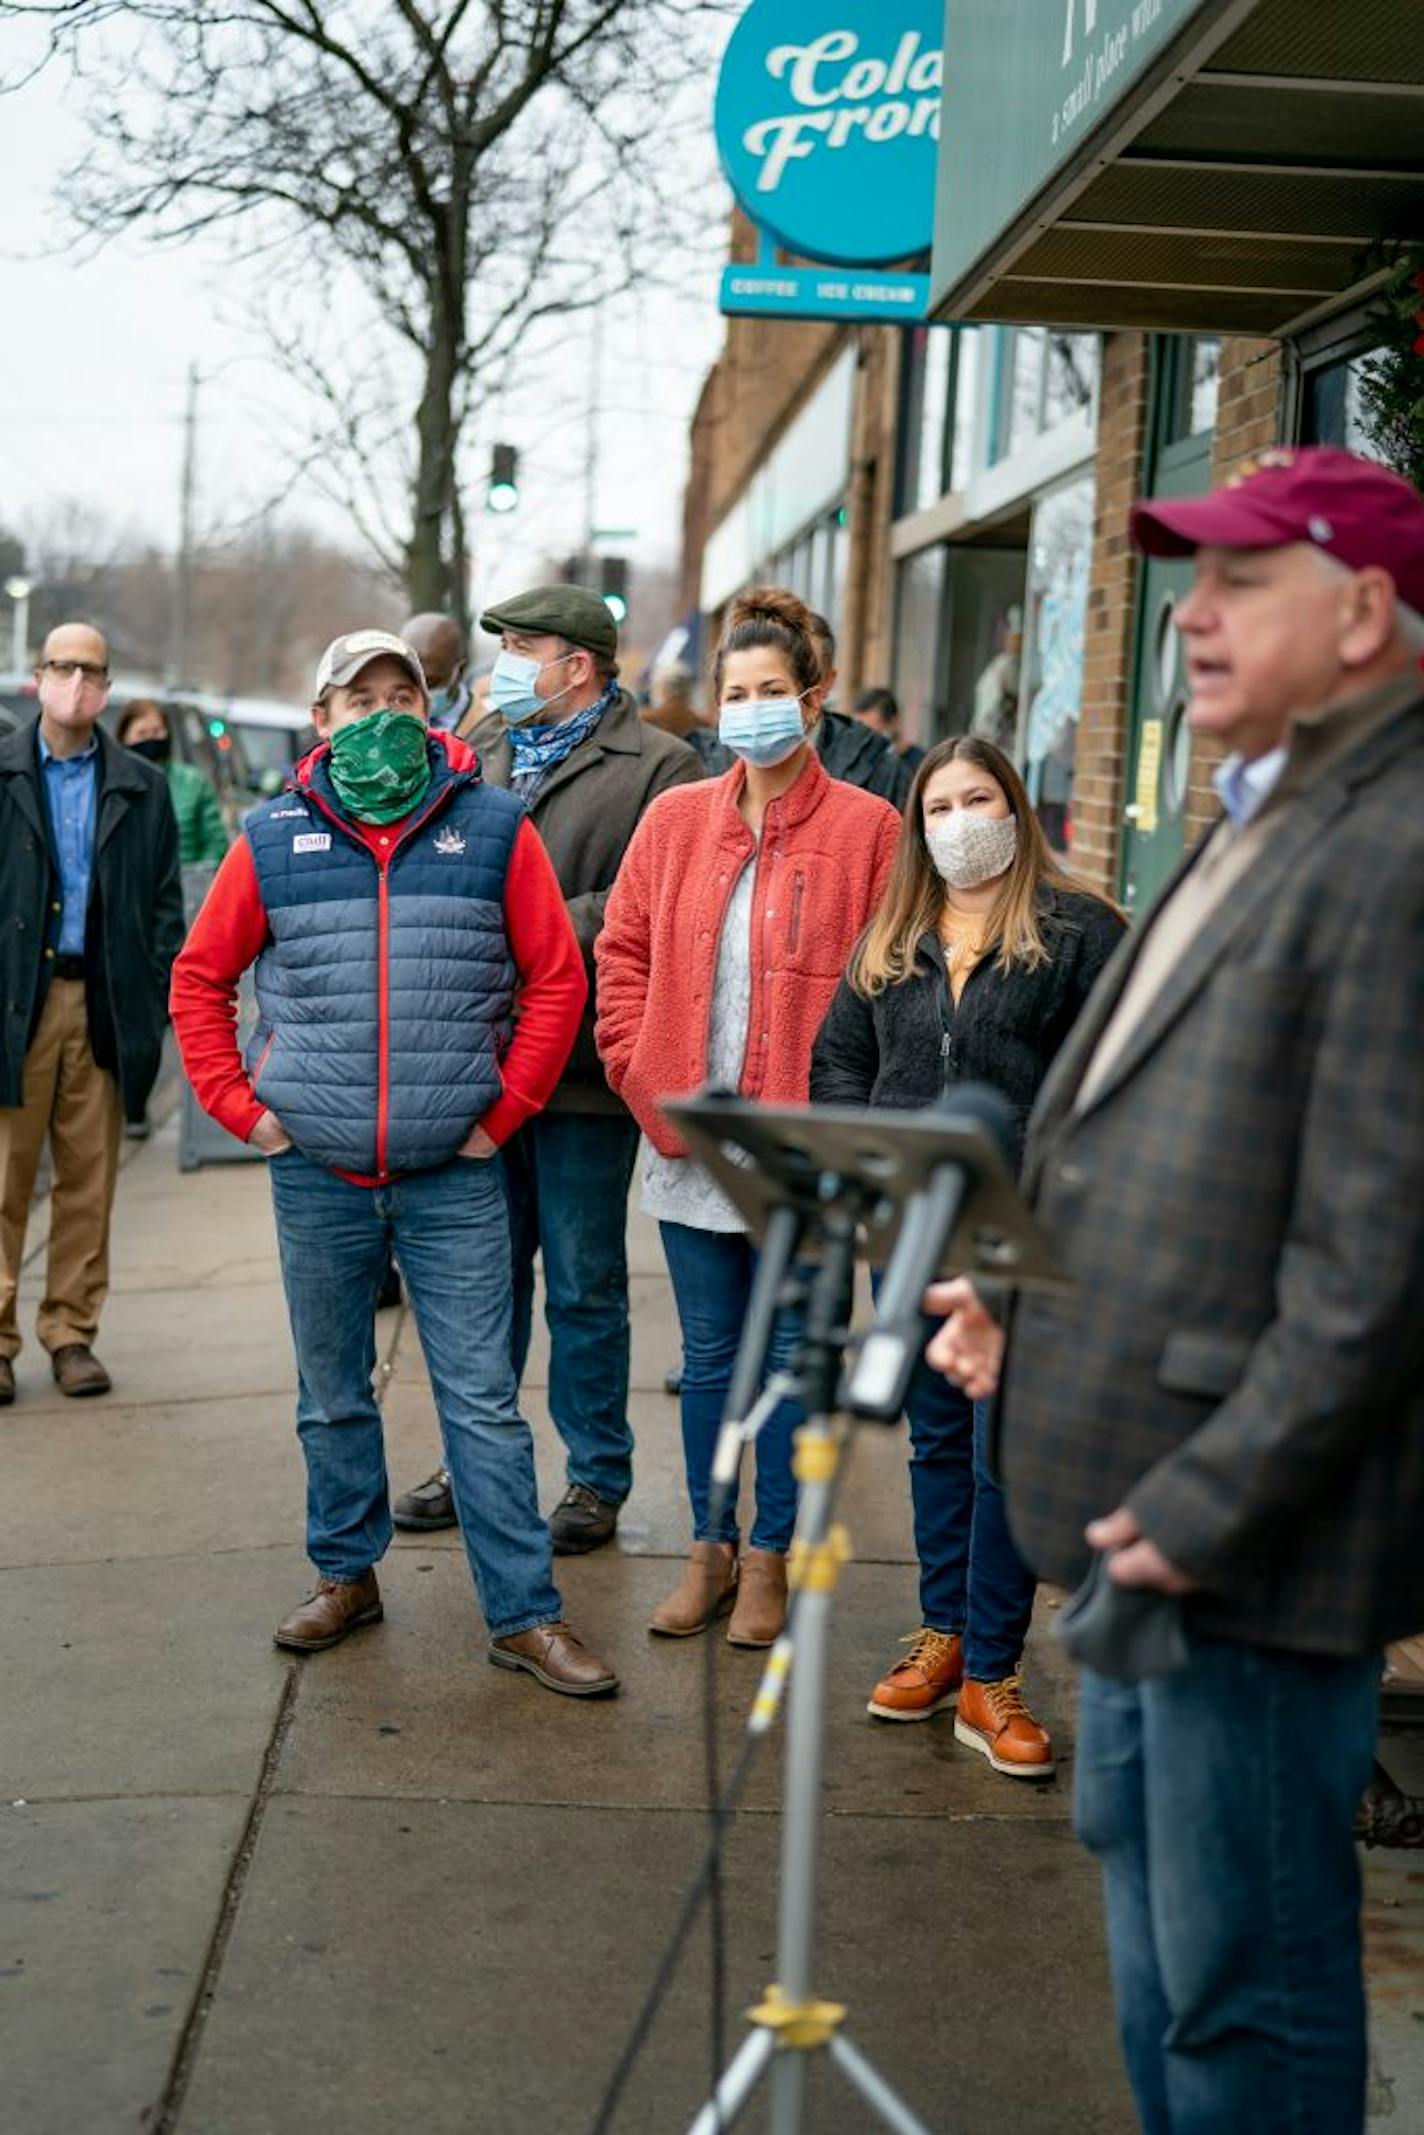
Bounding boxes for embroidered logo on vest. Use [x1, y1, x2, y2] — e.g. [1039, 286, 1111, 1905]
[293, 832, 331, 853]
[433, 824, 467, 856]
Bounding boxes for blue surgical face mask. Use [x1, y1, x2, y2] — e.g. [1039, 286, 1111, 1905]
[489, 649, 575, 729]
[717, 694, 808, 770]
[427, 681, 460, 726]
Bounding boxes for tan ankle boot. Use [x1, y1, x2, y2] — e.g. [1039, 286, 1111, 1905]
[648, 1541, 738, 1637]
[727, 1548, 787, 1648]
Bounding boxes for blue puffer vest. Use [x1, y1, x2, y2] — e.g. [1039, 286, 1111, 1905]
[243, 743, 523, 1178]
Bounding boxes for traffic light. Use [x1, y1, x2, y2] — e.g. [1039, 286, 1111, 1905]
[487, 443, 519, 514]
[600, 555, 629, 624]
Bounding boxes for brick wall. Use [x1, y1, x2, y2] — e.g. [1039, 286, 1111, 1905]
[1072, 332, 1150, 898]
[1182, 335, 1287, 838]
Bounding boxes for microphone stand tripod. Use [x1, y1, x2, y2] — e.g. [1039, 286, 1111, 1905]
[663, 1095, 1064, 2135]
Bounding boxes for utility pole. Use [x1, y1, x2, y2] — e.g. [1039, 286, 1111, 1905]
[170, 363, 199, 686]
[582, 306, 604, 585]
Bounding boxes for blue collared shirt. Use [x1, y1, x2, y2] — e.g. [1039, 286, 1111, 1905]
[38, 728, 100, 955]
[1213, 745, 1288, 830]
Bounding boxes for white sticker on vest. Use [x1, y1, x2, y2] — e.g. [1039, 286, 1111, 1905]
[292, 832, 331, 853]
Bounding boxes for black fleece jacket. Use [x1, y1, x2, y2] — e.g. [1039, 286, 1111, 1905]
[809, 886, 1126, 1161]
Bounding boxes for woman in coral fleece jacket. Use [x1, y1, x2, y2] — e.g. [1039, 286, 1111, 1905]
[596, 588, 900, 1649]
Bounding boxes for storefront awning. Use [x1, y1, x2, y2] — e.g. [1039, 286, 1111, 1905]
[930, 0, 1424, 335]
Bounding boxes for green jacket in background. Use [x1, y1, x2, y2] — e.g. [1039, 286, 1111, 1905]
[165, 758, 228, 865]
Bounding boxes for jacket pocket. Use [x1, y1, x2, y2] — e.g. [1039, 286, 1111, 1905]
[1156, 1327, 1254, 1399]
[250, 1029, 277, 1100]
[786, 869, 805, 956]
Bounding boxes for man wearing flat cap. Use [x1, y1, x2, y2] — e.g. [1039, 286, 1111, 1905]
[171, 628, 619, 1698]
[395, 585, 701, 1554]
[925, 447, 1424, 2130]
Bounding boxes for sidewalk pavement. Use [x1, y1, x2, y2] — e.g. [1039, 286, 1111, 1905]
[0, 1118, 1416, 2131]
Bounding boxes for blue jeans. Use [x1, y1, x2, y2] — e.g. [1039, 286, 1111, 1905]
[903, 1361, 1037, 1680]
[658, 1221, 804, 1553]
[504, 1111, 639, 1505]
[269, 1149, 563, 1640]
[1074, 1636, 1380, 2135]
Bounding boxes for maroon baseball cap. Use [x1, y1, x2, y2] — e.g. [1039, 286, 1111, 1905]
[1131, 446, 1424, 614]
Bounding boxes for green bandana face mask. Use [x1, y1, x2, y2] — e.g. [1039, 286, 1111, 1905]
[326, 708, 431, 824]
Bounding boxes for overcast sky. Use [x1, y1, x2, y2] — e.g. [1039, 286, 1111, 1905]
[0, 20, 732, 602]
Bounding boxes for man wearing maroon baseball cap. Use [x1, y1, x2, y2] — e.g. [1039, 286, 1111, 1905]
[924, 444, 1424, 2130]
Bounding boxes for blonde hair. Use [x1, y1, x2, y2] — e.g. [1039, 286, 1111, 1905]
[849, 736, 1113, 995]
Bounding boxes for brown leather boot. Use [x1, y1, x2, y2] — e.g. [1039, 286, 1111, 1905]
[488, 1621, 619, 1697]
[51, 1345, 111, 1397]
[648, 1542, 738, 1637]
[0, 1357, 14, 1406]
[867, 1628, 964, 1721]
[727, 1548, 787, 1649]
[955, 1675, 1055, 1780]
[274, 1572, 383, 1652]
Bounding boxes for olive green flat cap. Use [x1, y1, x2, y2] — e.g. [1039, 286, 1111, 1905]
[479, 583, 618, 661]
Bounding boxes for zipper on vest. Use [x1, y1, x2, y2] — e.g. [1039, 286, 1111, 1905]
[376, 863, 391, 1177]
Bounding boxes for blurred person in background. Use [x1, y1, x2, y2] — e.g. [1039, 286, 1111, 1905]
[642, 661, 707, 741]
[853, 684, 925, 771]
[118, 699, 228, 866]
[812, 735, 1123, 1778]
[597, 587, 900, 1649]
[393, 586, 702, 1555]
[401, 612, 473, 733]
[0, 625, 183, 1402]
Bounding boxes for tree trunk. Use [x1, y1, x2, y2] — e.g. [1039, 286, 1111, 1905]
[405, 302, 461, 615]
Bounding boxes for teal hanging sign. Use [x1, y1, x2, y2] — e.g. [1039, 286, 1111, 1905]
[714, 0, 944, 275]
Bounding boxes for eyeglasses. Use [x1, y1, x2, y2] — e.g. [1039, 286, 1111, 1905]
[42, 660, 109, 685]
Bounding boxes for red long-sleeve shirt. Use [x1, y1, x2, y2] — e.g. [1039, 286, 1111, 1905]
[171, 811, 586, 1177]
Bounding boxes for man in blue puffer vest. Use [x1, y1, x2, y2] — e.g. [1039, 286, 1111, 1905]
[171, 629, 619, 1696]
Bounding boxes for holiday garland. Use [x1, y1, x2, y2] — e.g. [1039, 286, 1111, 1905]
[1356, 242, 1424, 493]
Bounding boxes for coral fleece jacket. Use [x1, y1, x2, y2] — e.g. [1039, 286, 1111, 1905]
[171, 809, 586, 1176]
[595, 749, 901, 1158]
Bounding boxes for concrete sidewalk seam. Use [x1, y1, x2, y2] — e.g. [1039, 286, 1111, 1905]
[151, 1663, 302, 2135]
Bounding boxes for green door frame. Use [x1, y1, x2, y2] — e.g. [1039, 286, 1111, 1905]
[1118, 337, 1214, 915]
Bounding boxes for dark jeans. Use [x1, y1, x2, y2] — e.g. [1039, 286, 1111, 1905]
[880, 1273, 1037, 1681]
[658, 1221, 804, 1553]
[1074, 1636, 1380, 2135]
[504, 1110, 640, 1506]
[269, 1149, 562, 1640]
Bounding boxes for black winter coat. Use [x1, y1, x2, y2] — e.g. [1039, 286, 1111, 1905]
[690, 710, 914, 811]
[809, 886, 1126, 1160]
[0, 719, 185, 1115]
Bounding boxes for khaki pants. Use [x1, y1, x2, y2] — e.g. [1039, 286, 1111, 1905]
[0, 980, 122, 1359]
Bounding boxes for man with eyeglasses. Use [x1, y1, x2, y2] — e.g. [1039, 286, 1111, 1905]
[0, 623, 183, 1401]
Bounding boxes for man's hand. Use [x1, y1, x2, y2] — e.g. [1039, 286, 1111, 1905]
[1086, 1507, 1198, 1594]
[923, 1277, 1005, 1398]
[458, 1125, 497, 1161]
[249, 1109, 293, 1156]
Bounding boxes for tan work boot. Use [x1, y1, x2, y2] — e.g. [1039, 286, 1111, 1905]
[648, 1541, 738, 1637]
[867, 1628, 964, 1721]
[274, 1572, 383, 1653]
[955, 1675, 1055, 1779]
[727, 1548, 787, 1649]
[488, 1621, 619, 1697]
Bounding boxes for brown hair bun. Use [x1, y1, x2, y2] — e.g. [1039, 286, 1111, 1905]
[714, 583, 822, 700]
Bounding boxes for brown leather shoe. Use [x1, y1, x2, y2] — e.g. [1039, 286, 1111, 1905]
[488, 1621, 619, 1697]
[51, 1345, 111, 1397]
[727, 1547, 787, 1648]
[648, 1541, 738, 1637]
[867, 1628, 964, 1721]
[274, 1573, 383, 1653]
[0, 1357, 14, 1406]
[955, 1675, 1055, 1780]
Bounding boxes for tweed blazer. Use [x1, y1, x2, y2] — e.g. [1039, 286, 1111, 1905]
[997, 684, 1424, 1657]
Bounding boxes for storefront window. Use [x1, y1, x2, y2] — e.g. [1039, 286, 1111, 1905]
[893, 545, 948, 746]
[1022, 474, 1095, 854]
[1302, 346, 1389, 460]
[1187, 338, 1221, 436]
[993, 331, 1099, 463]
[898, 327, 959, 513]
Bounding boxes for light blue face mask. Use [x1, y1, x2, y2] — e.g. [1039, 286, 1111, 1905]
[489, 649, 575, 729]
[427, 681, 460, 727]
[717, 693, 808, 770]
